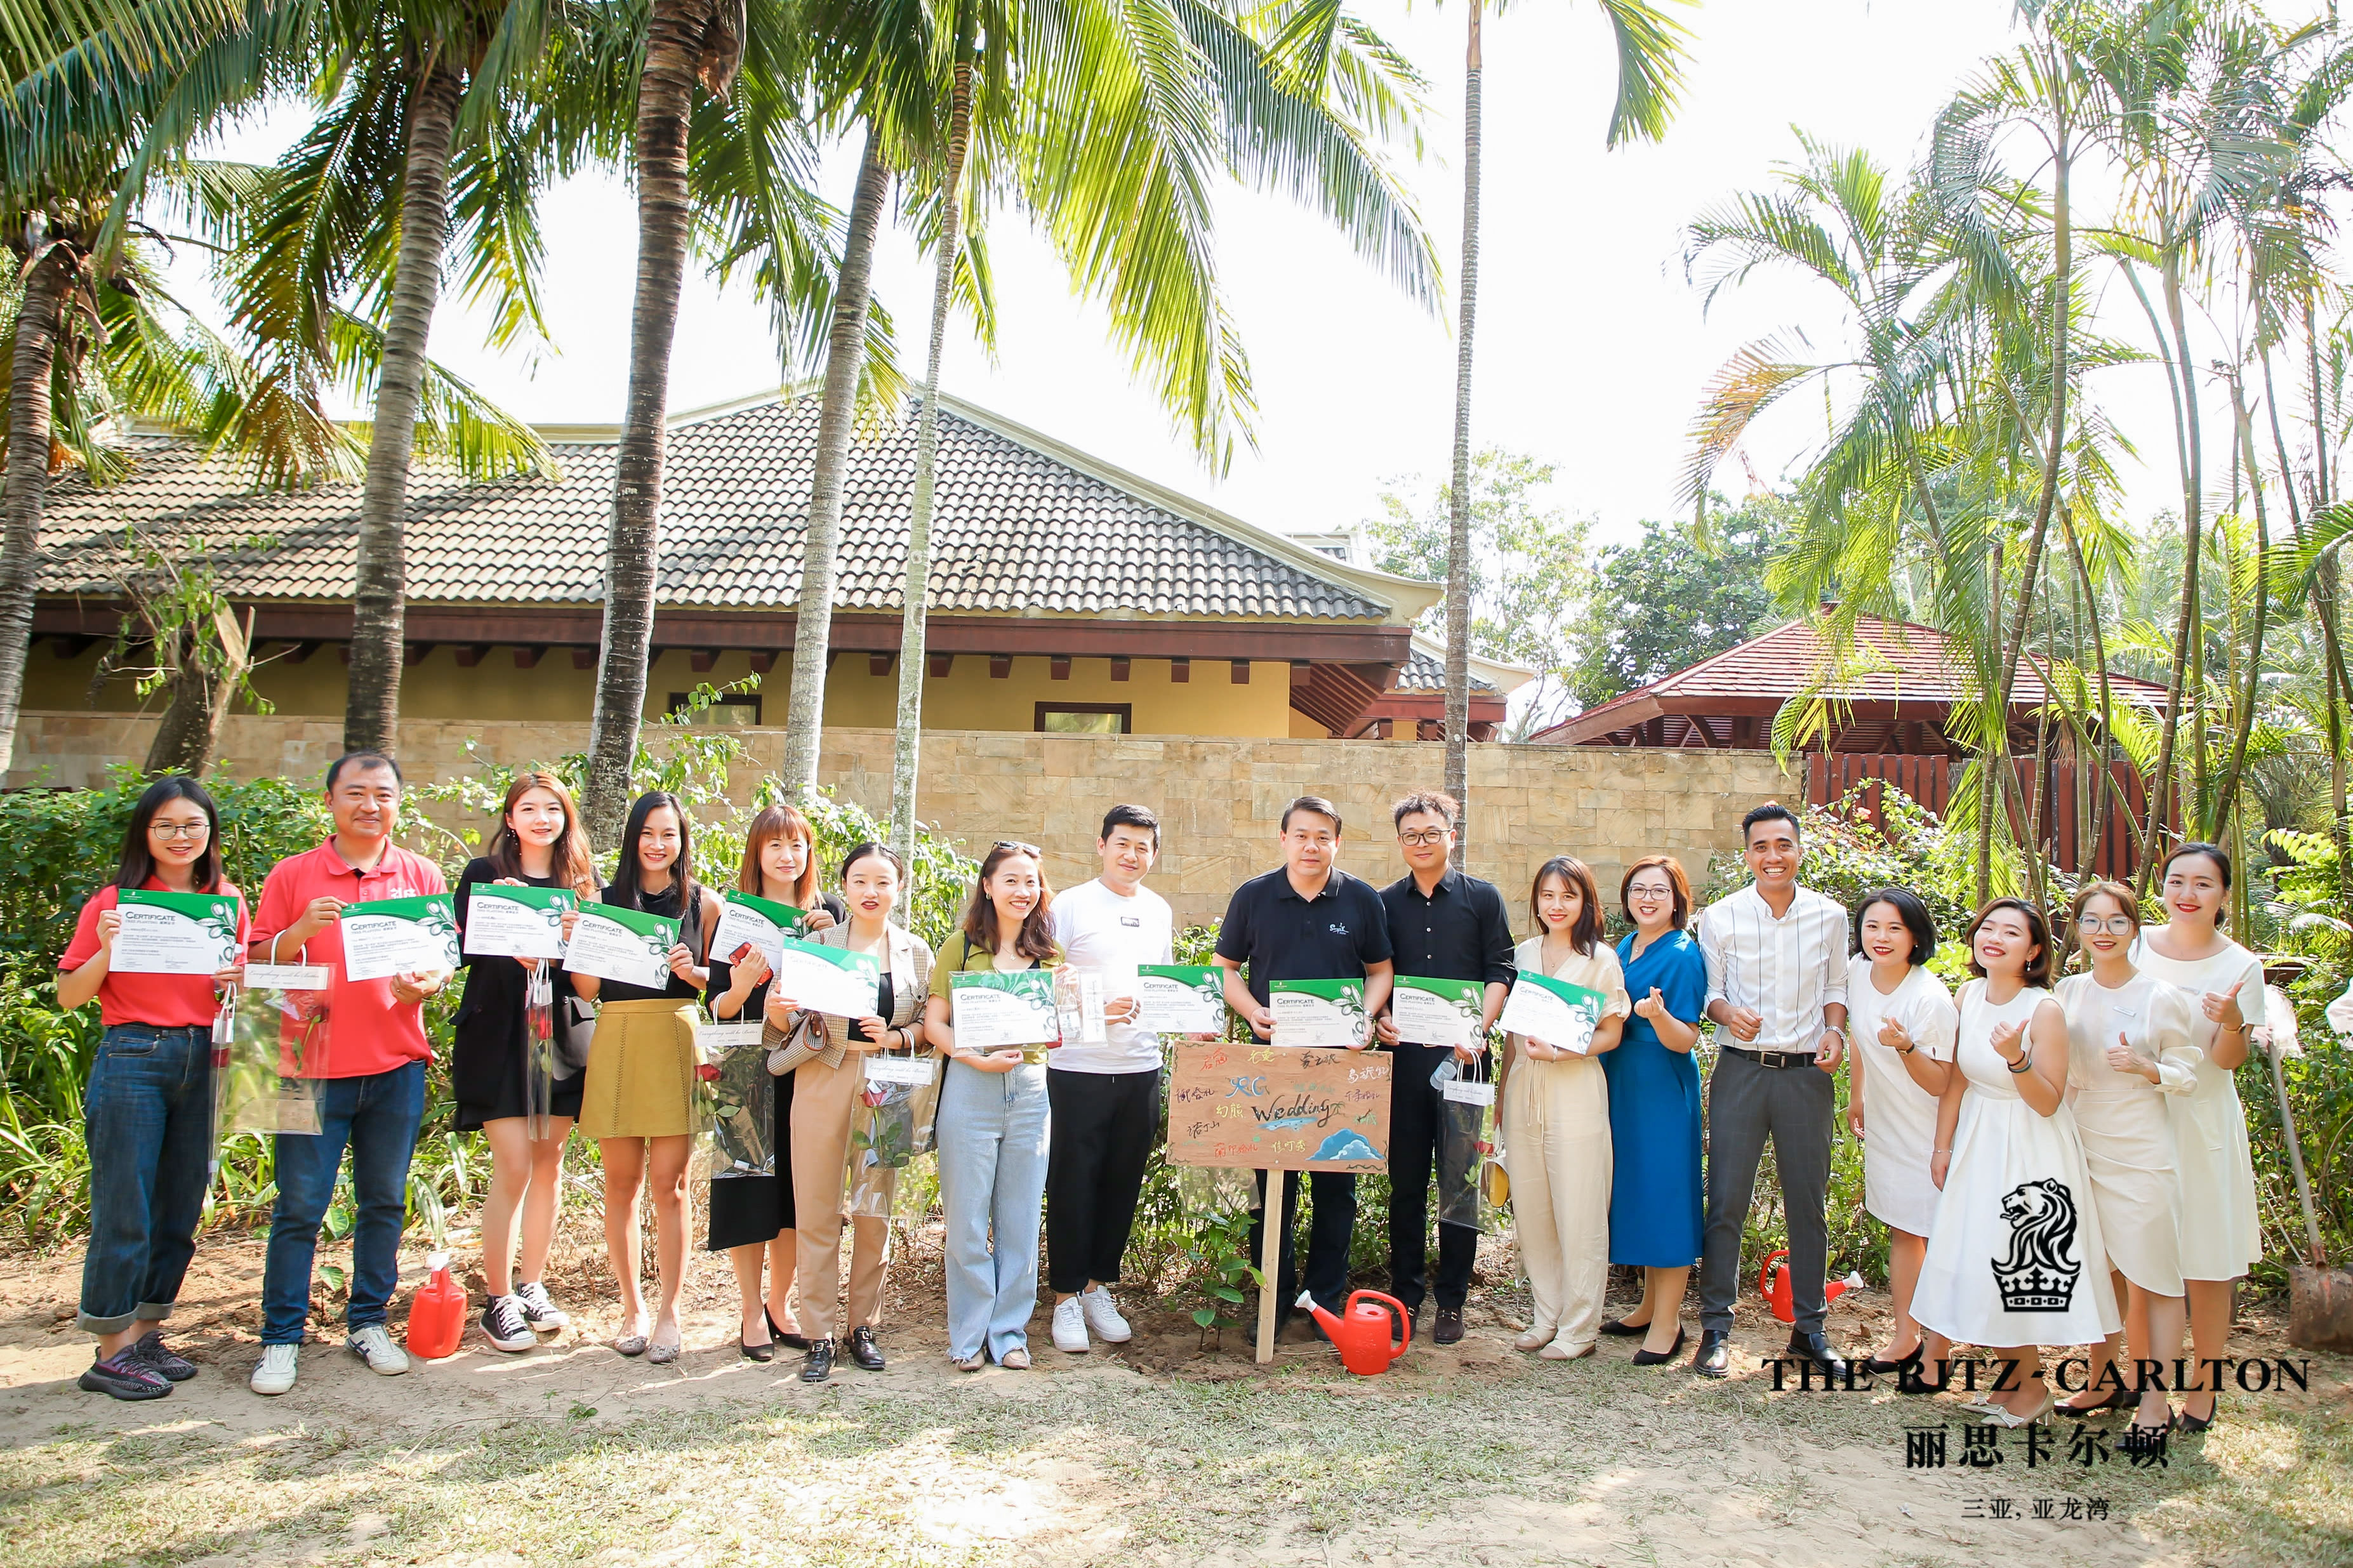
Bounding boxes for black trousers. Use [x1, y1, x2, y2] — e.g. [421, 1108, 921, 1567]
[1044, 1066, 1161, 1294]
[1250, 1169, 1357, 1331]
[1386, 1041, 1478, 1314]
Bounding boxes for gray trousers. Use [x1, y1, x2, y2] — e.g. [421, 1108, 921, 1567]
[1697, 1047, 1837, 1334]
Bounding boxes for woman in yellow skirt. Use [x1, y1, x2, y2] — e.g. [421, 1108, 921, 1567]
[573, 791, 722, 1363]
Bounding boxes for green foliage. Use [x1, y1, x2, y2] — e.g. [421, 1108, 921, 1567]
[1569, 498, 1793, 711]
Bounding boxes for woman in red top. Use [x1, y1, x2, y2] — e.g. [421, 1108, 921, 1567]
[57, 778, 246, 1400]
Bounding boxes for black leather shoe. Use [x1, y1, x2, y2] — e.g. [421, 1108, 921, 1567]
[1864, 1343, 1922, 1376]
[1692, 1328, 1730, 1378]
[1632, 1327, 1687, 1367]
[1599, 1317, 1649, 1338]
[739, 1337, 774, 1363]
[1786, 1329, 1846, 1380]
[767, 1308, 811, 1352]
[800, 1338, 836, 1383]
[1433, 1308, 1464, 1346]
[849, 1326, 886, 1371]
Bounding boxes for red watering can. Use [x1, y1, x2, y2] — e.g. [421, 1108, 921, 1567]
[1307, 1289, 1413, 1375]
[1756, 1250, 1867, 1326]
[406, 1251, 467, 1360]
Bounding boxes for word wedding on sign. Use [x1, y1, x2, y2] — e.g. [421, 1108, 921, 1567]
[338, 895, 461, 982]
[1268, 978, 1367, 1048]
[950, 970, 1060, 1057]
[460, 885, 574, 961]
[767, 933, 882, 1020]
[1165, 1041, 1389, 1171]
[1498, 972, 1610, 1054]
[562, 904, 679, 990]
[709, 891, 804, 972]
[110, 889, 241, 975]
[1134, 964, 1226, 1034]
[1391, 975, 1488, 1050]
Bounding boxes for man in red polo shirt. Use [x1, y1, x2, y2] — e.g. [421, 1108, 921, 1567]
[247, 751, 451, 1396]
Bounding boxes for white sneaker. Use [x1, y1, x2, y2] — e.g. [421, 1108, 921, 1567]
[347, 1324, 410, 1376]
[1078, 1286, 1133, 1344]
[250, 1343, 300, 1395]
[1051, 1296, 1090, 1354]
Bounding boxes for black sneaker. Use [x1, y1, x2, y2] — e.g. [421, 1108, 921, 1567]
[129, 1331, 197, 1381]
[80, 1349, 171, 1401]
[800, 1338, 837, 1383]
[849, 1326, 886, 1371]
[515, 1281, 570, 1333]
[482, 1295, 536, 1353]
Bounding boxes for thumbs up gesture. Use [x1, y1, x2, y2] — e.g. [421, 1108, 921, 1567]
[2202, 975, 2249, 1032]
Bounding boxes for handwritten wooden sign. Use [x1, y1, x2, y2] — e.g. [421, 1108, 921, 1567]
[1165, 1041, 1391, 1172]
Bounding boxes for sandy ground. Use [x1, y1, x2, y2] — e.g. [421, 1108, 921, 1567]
[2, 1208, 2347, 1567]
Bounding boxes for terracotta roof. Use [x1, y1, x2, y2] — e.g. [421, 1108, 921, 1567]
[36, 392, 1426, 625]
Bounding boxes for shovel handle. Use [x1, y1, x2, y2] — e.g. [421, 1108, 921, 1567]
[2268, 1029, 2329, 1268]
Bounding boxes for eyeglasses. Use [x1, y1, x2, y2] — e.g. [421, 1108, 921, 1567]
[1398, 829, 1451, 847]
[2078, 915, 2137, 935]
[993, 840, 1041, 857]
[149, 822, 211, 841]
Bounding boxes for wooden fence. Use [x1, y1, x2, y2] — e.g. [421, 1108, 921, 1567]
[1803, 752, 2156, 880]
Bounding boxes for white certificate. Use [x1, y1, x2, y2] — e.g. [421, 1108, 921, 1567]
[710, 892, 802, 973]
[562, 906, 676, 990]
[339, 896, 461, 983]
[1497, 972, 1605, 1055]
[461, 885, 572, 960]
[1134, 965, 1225, 1034]
[769, 934, 883, 1020]
[109, 890, 240, 976]
[950, 970, 1060, 1049]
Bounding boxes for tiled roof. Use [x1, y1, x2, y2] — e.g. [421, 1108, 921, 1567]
[34, 392, 1400, 623]
[1395, 648, 1497, 694]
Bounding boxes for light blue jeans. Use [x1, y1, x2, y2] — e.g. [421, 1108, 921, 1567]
[937, 1058, 1051, 1361]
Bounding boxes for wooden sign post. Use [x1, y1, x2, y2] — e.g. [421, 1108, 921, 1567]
[1165, 1041, 1391, 1364]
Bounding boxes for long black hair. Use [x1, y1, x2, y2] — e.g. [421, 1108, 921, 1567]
[611, 791, 699, 910]
[1852, 886, 1937, 968]
[116, 776, 225, 893]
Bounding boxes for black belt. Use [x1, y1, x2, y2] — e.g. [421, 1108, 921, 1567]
[1727, 1045, 1815, 1071]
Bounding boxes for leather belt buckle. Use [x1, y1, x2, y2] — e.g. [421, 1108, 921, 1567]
[1746, 1047, 1808, 1070]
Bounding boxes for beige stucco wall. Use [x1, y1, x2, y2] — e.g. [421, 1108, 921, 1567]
[8, 712, 1799, 928]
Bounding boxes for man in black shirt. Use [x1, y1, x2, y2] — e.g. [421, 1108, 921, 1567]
[1374, 791, 1514, 1345]
[1214, 794, 1395, 1340]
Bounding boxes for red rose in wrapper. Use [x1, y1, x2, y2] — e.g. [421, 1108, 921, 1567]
[696, 1063, 722, 1082]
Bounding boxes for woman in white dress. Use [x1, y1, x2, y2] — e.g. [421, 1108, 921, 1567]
[1914, 899, 2121, 1425]
[2131, 842, 2265, 1432]
[2053, 881, 2196, 1440]
[1842, 888, 1958, 1376]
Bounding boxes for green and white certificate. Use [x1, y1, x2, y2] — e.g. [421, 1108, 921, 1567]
[109, 888, 241, 976]
[1269, 978, 1367, 1048]
[1134, 964, 1226, 1034]
[709, 890, 804, 972]
[1498, 972, 1608, 1054]
[460, 884, 574, 961]
[769, 933, 882, 1019]
[1391, 974, 1488, 1050]
[950, 969, 1061, 1055]
[562, 903, 679, 990]
[339, 895, 461, 982]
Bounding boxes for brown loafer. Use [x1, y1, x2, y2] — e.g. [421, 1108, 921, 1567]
[1433, 1307, 1465, 1346]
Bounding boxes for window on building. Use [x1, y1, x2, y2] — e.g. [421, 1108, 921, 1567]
[1035, 702, 1131, 735]
[668, 692, 762, 727]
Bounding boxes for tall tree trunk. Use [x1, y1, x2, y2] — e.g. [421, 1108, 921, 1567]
[2210, 379, 2269, 836]
[890, 26, 976, 866]
[1441, 0, 1482, 866]
[2128, 251, 2203, 898]
[780, 129, 889, 803]
[145, 606, 253, 777]
[343, 55, 461, 757]
[2303, 294, 2353, 912]
[585, 0, 716, 843]
[0, 239, 75, 781]
[1973, 533, 2006, 907]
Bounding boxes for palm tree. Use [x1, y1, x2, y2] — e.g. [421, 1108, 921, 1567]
[1441, 0, 1687, 861]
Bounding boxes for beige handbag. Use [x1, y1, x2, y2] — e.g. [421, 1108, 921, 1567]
[764, 1007, 845, 1076]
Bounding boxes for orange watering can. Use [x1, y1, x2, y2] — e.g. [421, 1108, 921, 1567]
[1307, 1289, 1413, 1375]
[406, 1251, 467, 1360]
[1757, 1250, 1866, 1325]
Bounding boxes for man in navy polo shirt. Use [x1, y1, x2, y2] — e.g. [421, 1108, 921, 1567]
[1214, 794, 1394, 1340]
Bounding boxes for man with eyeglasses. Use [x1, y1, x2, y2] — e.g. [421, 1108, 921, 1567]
[1214, 794, 1395, 1341]
[1370, 791, 1513, 1345]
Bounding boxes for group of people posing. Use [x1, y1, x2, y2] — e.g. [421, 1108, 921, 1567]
[62, 761, 2267, 1442]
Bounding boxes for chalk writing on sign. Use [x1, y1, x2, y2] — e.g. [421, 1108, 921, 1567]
[1165, 1042, 1389, 1171]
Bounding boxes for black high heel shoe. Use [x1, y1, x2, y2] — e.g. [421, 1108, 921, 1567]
[1631, 1327, 1687, 1366]
[1865, 1343, 1923, 1376]
[767, 1308, 811, 1352]
[2173, 1397, 2217, 1433]
[739, 1336, 774, 1363]
[1599, 1317, 1651, 1338]
[2058, 1387, 2130, 1416]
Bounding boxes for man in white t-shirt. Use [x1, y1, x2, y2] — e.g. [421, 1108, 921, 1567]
[1045, 803, 1177, 1352]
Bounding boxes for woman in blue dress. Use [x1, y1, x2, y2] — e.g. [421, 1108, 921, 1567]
[1598, 854, 1707, 1366]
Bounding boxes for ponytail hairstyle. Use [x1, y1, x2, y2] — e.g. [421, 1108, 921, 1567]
[489, 771, 597, 899]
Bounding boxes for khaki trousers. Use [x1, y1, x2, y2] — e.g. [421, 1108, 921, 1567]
[1504, 1051, 1613, 1350]
[791, 1055, 890, 1340]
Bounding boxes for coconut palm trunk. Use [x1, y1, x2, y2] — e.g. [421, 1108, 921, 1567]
[0, 237, 74, 781]
[778, 128, 889, 804]
[342, 55, 463, 756]
[2131, 250, 2203, 897]
[1441, 0, 1482, 864]
[585, 0, 724, 841]
[889, 29, 976, 866]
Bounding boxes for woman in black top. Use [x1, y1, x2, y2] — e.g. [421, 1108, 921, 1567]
[705, 803, 843, 1360]
[451, 772, 599, 1355]
[573, 791, 722, 1363]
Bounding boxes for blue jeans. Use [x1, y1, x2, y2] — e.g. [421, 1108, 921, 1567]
[937, 1060, 1051, 1360]
[79, 1024, 215, 1335]
[261, 1061, 427, 1345]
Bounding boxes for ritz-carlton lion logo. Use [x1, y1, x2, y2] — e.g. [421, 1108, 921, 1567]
[1992, 1178, 2082, 1312]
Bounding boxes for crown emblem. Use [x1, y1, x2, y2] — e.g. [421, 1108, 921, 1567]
[1992, 1178, 2081, 1312]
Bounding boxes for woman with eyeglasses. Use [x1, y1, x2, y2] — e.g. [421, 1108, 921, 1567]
[58, 777, 248, 1400]
[924, 841, 1061, 1371]
[1596, 855, 1705, 1366]
[2054, 880, 2194, 1442]
[2130, 843, 2265, 1432]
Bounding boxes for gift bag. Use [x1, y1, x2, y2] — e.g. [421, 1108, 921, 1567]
[846, 1071, 918, 1221]
[1431, 1055, 1497, 1231]
[213, 952, 334, 1145]
[522, 966, 560, 1143]
[1174, 1164, 1258, 1220]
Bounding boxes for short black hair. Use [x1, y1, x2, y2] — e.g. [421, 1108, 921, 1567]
[1742, 801, 1801, 843]
[1100, 803, 1161, 848]
[325, 749, 403, 793]
[838, 841, 906, 883]
[1964, 897, 2053, 988]
[1391, 791, 1459, 831]
[1852, 886, 1937, 968]
[1280, 794, 1343, 836]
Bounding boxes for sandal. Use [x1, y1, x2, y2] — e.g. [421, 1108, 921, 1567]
[1987, 1392, 2054, 1428]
